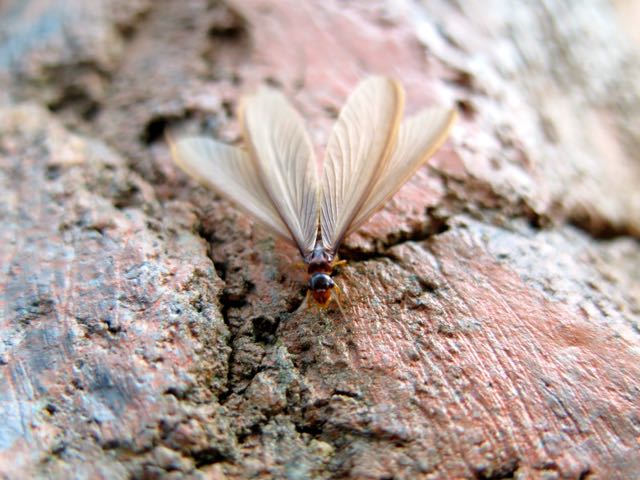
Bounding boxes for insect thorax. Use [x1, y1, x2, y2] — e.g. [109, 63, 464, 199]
[305, 240, 334, 274]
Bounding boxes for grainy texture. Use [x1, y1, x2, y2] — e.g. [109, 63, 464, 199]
[0, 1, 639, 479]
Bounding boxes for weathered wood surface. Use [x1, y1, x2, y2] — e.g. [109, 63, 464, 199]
[1, 1, 639, 478]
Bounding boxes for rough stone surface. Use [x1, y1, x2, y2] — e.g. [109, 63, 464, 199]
[0, 1, 639, 479]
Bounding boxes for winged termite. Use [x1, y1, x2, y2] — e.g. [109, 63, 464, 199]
[170, 76, 456, 308]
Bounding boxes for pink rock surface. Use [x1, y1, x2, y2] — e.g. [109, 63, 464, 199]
[0, 1, 639, 479]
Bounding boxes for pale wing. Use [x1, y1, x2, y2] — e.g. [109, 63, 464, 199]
[170, 137, 292, 242]
[320, 76, 404, 253]
[240, 87, 319, 256]
[346, 107, 457, 235]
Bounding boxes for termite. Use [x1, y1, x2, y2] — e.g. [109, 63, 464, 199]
[170, 76, 456, 308]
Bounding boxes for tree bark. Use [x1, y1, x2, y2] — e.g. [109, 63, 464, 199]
[1, 0, 639, 479]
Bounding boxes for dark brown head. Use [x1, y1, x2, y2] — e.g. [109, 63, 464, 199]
[308, 272, 335, 307]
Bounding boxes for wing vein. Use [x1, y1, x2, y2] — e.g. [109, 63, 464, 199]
[320, 76, 404, 253]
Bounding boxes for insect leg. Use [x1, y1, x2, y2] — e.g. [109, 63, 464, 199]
[333, 281, 348, 318]
[294, 290, 312, 314]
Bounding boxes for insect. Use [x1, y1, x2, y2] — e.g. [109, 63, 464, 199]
[170, 76, 456, 308]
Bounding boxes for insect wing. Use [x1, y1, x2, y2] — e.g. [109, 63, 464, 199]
[240, 87, 320, 256]
[320, 76, 404, 253]
[347, 106, 457, 234]
[170, 137, 293, 242]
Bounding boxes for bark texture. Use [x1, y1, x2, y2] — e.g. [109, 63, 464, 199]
[1, 1, 639, 479]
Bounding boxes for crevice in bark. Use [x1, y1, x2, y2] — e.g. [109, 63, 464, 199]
[47, 84, 101, 122]
[213, 285, 245, 406]
[473, 458, 519, 479]
[192, 219, 245, 406]
[140, 114, 185, 146]
[201, 2, 251, 82]
[339, 210, 451, 262]
[192, 446, 226, 468]
[38, 62, 111, 118]
[251, 314, 281, 345]
[207, 7, 246, 41]
[114, 3, 153, 42]
[568, 213, 640, 241]
[578, 467, 593, 480]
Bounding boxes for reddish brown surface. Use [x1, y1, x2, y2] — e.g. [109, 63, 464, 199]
[1, 1, 639, 479]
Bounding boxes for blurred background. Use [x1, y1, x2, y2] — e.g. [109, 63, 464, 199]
[1, 0, 638, 237]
